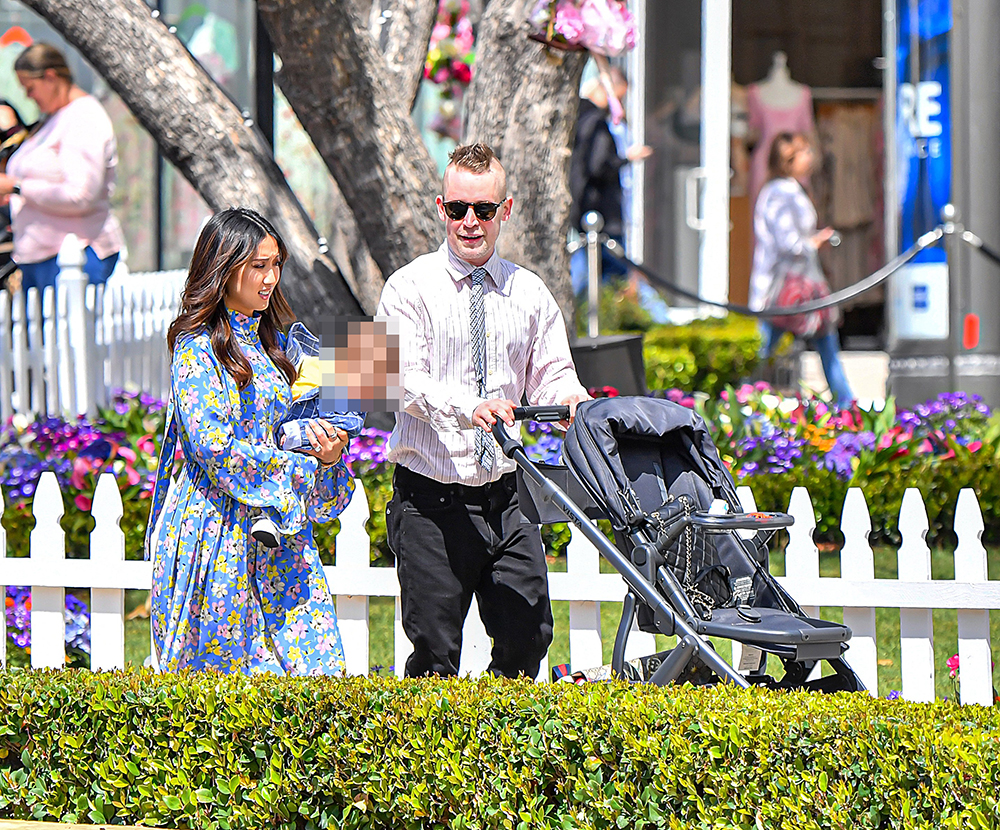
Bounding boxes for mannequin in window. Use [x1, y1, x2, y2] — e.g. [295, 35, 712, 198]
[747, 52, 816, 215]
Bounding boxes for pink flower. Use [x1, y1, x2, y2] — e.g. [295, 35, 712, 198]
[432, 67, 450, 84]
[118, 446, 137, 463]
[125, 465, 141, 486]
[431, 22, 452, 44]
[71, 457, 93, 490]
[968, 440, 982, 452]
[454, 28, 474, 55]
[947, 653, 960, 678]
[74, 494, 92, 512]
[553, 3, 586, 42]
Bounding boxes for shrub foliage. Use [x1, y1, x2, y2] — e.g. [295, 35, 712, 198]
[0, 670, 997, 829]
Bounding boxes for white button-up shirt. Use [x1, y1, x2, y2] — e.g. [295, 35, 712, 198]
[376, 242, 588, 486]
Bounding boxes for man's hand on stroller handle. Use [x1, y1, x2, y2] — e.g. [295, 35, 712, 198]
[473, 398, 519, 431]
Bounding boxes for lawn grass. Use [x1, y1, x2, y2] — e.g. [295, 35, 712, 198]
[108, 546, 997, 700]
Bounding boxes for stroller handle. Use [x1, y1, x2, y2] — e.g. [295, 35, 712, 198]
[490, 405, 572, 458]
[512, 405, 571, 422]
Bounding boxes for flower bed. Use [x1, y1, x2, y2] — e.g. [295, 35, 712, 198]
[3, 385, 998, 657]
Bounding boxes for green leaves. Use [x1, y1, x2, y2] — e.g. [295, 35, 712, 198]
[1, 669, 999, 829]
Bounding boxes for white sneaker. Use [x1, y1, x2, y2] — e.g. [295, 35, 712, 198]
[251, 517, 280, 548]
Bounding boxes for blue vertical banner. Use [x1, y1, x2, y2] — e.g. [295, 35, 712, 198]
[896, 0, 951, 262]
[891, 0, 952, 342]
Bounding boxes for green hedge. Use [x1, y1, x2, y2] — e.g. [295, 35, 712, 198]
[1, 670, 998, 829]
[643, 316, 761, 396]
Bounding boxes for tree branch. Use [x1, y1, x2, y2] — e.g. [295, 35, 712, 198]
[464, 0, 586, 321]
[370, 0, 438, 109]
[259, 0, 440, 279]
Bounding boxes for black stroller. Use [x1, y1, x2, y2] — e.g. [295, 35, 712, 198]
[495, 397, 863, 692]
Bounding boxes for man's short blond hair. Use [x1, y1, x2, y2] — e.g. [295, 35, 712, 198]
[444, 142, 507, 198]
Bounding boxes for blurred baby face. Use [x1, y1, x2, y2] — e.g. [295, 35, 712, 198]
[314, 317, 402, 412]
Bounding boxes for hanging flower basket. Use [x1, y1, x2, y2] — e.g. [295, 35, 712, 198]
[527, 0, 638, 57]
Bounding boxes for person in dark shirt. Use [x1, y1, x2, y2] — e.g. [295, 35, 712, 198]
[569, 66, 651, 295]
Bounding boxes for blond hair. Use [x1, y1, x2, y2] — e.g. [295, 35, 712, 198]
[444, 142, 507, 198]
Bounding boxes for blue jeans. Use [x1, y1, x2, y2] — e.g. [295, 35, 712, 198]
[17, 247, 120, 292]
[759, 320, 854, 406]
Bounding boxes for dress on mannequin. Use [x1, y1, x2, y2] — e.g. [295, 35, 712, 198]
[747, 52, 816, 214]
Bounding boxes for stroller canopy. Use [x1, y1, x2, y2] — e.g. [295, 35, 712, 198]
[563, 397, 739, 529]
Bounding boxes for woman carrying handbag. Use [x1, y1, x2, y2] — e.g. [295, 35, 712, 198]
[749, 131, 854, 406]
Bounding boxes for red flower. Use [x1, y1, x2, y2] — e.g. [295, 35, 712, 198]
[452, 61, 472, 84]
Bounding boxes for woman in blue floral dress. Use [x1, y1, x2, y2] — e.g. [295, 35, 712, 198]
[145, 207, 354, 675]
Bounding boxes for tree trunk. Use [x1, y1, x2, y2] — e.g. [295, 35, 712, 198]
[258, 0, 441, 279]
[369, 0, 439, 109]
[20, 0, 364, 322]
[464, 0, 586, 324]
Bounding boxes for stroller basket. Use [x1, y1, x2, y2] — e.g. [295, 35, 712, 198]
[499, 399, 862, 693]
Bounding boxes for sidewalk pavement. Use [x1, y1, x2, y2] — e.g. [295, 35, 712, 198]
[799, 350, 889, 407]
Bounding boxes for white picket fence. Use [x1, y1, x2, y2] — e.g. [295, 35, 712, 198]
[1, 471, 997, 705]
[0, 235, 184, 420]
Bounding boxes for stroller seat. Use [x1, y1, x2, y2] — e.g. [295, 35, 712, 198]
[696, 607, 849, 661]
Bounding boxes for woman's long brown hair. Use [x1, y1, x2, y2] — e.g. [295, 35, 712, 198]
[167, 207, 296, 389]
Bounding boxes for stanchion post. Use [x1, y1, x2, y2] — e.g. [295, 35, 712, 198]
[582, 210, 603, 339]
[941, 203, 959, 393]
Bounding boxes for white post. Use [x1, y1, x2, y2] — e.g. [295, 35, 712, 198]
[786, 487, 822, 682]
[90, 473, 126, 670]
[43, 287, 58, 415]
[840, 488, 878, 695]
[28, 471, 67, 668]
[898, 488, 935, 702]
[10, 288, 27, 414]
[57, 233, 94, 418]
[953, 489, 993, 706]
[334, 482, 373, 676]
[0, 291, 11, 421]
[699, 0, 732, 308]
[785, 487, 820, 619]
[567, 524, 604, 674]
[27, 289, 44, 414]
[109, 281, 124, 393]
[0, 485, 6, 668]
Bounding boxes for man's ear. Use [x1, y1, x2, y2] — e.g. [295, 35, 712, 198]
[501, 198, 512, 221]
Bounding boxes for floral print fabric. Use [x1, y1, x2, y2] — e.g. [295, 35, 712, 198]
[146, 309, 354, 675]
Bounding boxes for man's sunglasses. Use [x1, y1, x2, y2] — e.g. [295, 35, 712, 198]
[442, 200, 504, 221]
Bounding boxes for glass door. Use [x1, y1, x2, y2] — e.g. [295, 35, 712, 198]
[629, 0, 732, 317]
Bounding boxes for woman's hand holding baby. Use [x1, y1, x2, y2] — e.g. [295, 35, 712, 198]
[304, 419, 349, 466]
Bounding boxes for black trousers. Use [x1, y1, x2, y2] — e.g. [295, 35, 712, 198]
[386, 465, 553, 678]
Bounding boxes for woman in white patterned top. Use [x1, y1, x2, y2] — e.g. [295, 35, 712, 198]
[750, 132, 853, 405]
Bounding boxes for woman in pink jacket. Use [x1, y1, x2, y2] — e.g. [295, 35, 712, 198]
[0, 43, 123, 292]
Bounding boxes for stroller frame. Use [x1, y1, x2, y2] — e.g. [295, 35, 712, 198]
[496, 400, 863, 692]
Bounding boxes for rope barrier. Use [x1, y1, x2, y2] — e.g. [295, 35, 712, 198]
[599, 227, 944, 318]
